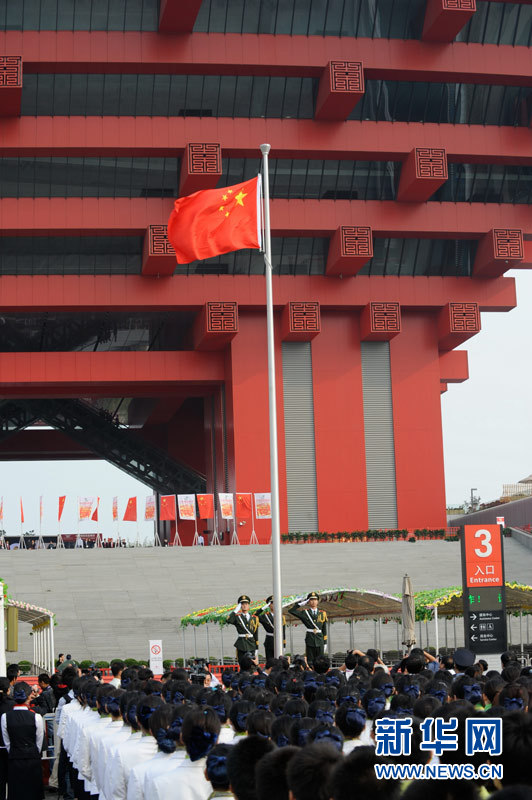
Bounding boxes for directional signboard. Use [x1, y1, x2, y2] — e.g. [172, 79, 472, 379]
[461, 525, 507, 655]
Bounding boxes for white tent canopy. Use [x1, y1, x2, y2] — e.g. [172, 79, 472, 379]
[0, 585, 55, 675]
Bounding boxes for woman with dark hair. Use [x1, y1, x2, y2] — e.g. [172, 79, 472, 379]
[151, 707, 221, 800]
[0, 677, 14, 800]
[0, 681, 44, 800]
[143, 706, 188, 798]
[122, 695, 164, 800]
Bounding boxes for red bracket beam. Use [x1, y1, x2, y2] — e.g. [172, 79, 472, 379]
[0, 351, 224, 398]
[0, 275, 515, 313]
[473, 228, 524, 277]
[3, 118, 532, 166]
[314, 61, 364, 121]
[4, 32, 532, 86]
[423, 0, 477, 43]
[5, 198, 532, 242]
[397, 148, 448, 203]
[281, 302, 321, 341]
[360, 303, 402, 341]
[437, 302, 481, 350]
[0, 56, 22, 117]
[159, 0, 202, 33]
[439, 350, 469, 383]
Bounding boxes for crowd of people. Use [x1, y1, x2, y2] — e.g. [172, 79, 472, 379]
[0, 643, 531, 799]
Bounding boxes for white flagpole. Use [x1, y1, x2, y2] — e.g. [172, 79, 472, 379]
[260, 143, 283, 657]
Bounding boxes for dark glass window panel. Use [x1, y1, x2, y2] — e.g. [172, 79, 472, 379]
[434, 163, 532, 205]
[222, 158, 399, 200]
[0, 311, 195, 352]
[177, 238, 329, 276]
[0, 0, 159, 31]
[460, 2, 532, 47]
[21, 74, 316, 118]
[360, 238, 474, 277]
[176, 237, 474, 277]
[0, 237, 142, 275]
[19, 73, 530, 125]
[352, 80, 527, 127]
[194, 0, 424, 38]
[0, 157, 179, 198]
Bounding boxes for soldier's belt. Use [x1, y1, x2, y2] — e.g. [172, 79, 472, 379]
[305, 628, 321, 634]
[238, 634, 253, 638]
[265, 632, 274, 637]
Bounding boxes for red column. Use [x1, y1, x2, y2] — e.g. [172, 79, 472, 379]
[312, 312, 368, 532]
[224, 312, 287, 543]
[390, 313, 447, 529]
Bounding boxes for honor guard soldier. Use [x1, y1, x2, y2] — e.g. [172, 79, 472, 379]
[227, 595, 259, 669]
[257, 596, 286, 662]
[288, 591, 328, 666]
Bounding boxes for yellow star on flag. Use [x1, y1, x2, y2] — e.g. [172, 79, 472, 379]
[222, 194, 228, 201]
[235, 190, 248, 206]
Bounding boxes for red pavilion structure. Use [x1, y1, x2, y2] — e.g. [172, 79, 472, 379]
[0, 0, 529, 542]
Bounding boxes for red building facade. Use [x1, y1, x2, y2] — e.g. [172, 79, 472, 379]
[0, 0, 529, 541]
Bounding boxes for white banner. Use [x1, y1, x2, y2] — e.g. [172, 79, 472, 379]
[178, 494, 196, 520]
[254, 492, 272, 519]
[219, 493, 234, 519]
[149, 640, 163, 675]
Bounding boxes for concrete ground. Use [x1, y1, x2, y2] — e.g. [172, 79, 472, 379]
[2, 536, 531, 663]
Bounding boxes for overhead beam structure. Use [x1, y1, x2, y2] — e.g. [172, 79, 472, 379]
[3, 32, 532, 86]
[2, 118, 532, 164]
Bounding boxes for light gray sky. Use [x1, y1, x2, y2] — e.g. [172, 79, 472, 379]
[441, 269, 532, 508]
[0, 269, 530, 535]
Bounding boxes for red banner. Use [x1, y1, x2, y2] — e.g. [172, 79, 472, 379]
[236, 493, 252, 519]
[58, 496, 66, 522]
[197, 494, 214, 519]
[91, 497, 99, 522]
[123, 497, 137, 522]
[160, 495, 177, 521]
[112, 496, 118, 522]
[20, 497, 24, 524]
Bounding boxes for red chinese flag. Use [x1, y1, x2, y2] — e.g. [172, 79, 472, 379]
[167, 176, 261, 264]
[236, 493, 252, 519]
[58, 496, 66, 522]
[160, 495, 177, 521]
[196, 494, 214, 519]
[123, 497, 137, 522]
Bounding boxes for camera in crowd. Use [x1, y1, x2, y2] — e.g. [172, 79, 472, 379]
[189, 658, 209, 685]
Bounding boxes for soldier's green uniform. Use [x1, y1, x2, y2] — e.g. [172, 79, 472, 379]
[288, 591, 328, 666]
[226, 594, 259, 669]
[256, 595, 286, 661]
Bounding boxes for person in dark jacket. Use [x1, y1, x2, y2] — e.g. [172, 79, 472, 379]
[0, 682, 44, 800]
[30, 674, 55, 716]
[0, 678, 14, 800]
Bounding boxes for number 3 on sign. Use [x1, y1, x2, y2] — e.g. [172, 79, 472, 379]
[474, 529, 492, 557]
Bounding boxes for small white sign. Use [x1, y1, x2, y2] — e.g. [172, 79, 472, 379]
[496, 517, 505, 527]
[149, 639, 163, 675]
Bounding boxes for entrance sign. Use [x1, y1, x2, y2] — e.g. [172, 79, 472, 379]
[461, 525, 507, 655]
[149, 640, 163, 674]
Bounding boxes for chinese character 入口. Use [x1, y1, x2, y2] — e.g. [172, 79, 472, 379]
[420, 717, 459, 756]
[374, 718, 412, 756]
[465, 719, 502, 757]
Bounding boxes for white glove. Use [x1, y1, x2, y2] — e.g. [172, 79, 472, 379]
[235, 603, 242, 613]
[298, 599, 307, 607]
[262, 604, 269, 612]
